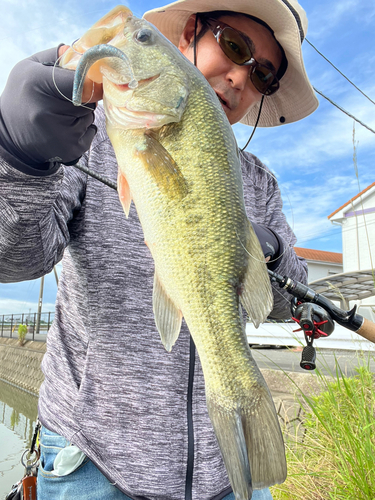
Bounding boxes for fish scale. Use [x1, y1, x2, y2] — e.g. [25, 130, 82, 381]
[63, 6, 287, 499]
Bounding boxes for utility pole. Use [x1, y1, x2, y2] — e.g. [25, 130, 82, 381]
[53, 266, 59, 286]
[36, 276, 44, 334]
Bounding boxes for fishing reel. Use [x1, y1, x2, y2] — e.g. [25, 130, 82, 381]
[268, 268, 370, 371]
[291, 298, 335, 370]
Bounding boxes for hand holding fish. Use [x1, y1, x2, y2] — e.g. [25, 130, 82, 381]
[0, 47, 97, 167]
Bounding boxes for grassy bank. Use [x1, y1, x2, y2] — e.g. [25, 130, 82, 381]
[271, 358, 375, 500]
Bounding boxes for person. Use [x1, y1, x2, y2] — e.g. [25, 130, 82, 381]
[0, 0, 318, 499]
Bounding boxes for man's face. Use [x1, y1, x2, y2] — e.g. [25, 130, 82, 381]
[178, 14, 283, 125]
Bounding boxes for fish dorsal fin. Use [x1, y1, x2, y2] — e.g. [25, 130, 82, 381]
[135, 132, 189, 200]
[117, 172, 132, 218]
[240, 219, 273, 327]
[153, 272, 183, 352]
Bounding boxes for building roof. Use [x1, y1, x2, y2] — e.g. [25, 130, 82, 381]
[294, 247, 343, 264]
[328, 181, 375, 219]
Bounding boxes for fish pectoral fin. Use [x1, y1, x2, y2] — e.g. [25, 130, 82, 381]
[207, 384, 287, 499]
[153, 273, 182, 352]
[135, 132, 189, 200]
[240, 219, 273, 328]
[118, 172, 132, 217]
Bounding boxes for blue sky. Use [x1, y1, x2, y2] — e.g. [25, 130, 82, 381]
[0, 0, 374, 314]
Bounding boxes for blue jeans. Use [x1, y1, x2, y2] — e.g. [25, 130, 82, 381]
[37, 426, 273, 499]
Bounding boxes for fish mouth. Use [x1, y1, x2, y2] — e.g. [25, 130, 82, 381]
[109, 74, 160, 92]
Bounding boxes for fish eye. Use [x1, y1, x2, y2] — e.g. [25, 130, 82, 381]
[134, 29, 153, 44]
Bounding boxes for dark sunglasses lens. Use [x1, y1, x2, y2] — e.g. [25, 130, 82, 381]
[219, 27, 251, 65]
[251, 66, 279, 95]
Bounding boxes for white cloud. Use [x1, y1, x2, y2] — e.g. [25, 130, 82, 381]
[0, 0, 130, 93]
[279, 174, 362, 245]
[306, 0, 373, 39]
[0, 299, 55, 316]
[0, 268, 59, 315]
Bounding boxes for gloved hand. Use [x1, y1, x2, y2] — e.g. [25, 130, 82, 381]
[252, 222, 283, 269]
[0, 46, 97, 169]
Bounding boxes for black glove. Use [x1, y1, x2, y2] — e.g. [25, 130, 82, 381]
[0, 46, 97, 170]
[252, 222, 284, 270]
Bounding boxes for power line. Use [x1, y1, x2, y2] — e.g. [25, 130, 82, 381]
[305, 38, 375, 134]
[313, 87, 375, 135]
[305, 38, 375, 106]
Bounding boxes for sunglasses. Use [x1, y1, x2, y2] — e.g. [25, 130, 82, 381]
[206, 19, 280, 96]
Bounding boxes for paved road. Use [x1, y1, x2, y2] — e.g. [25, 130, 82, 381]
[251, 346, 375, 377]
[2, 327, 374, 377]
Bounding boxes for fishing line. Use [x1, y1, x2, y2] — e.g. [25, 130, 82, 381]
[233, 227, 295, 309]
[52, 52, 97, 110]
[234, 226, 288, 267]
[269, 283, 294, 309]
[234, 227, 268, 265]
[71, 39, 84, 55]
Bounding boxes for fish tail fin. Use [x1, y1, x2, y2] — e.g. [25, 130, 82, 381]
[207, 386, 286, 500]
[242, 388, 287, 489]
[207, 398, 253, 500]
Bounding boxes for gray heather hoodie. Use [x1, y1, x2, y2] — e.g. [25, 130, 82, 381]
[0, 105, 307, 500]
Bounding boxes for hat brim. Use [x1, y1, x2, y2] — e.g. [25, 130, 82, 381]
[143, 0, 318, 127]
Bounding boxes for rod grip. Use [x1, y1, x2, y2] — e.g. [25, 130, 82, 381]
[356, 318, 375, 344]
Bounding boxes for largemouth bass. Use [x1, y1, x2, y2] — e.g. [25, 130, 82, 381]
[61, 6, 287, 498]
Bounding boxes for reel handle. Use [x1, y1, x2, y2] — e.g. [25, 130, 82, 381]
[300, 344, 316, 370]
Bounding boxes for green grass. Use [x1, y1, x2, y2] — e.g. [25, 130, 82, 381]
[271, 357, 375, 500]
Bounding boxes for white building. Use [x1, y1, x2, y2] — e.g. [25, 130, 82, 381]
[324, 181, 375, 320]
[328, 181, 375, 274]
[247, 183, 375, 350]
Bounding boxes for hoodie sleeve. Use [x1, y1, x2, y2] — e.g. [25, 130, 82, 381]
[264, 180, 308, 319]
[0, 145, 87, 283]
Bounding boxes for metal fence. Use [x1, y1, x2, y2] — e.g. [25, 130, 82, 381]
[0, 312, 54, 341]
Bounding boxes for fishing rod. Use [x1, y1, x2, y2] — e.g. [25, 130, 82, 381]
[268, 269, 375, 370]
[70, 162, 375, 370]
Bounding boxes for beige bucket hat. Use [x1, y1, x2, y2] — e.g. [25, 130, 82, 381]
[143, 0, 318, 127]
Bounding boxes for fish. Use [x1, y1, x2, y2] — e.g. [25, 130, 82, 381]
[60, 6, 287, 499]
